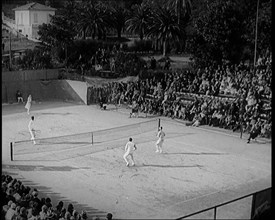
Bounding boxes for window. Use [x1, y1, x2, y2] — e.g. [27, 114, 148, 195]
[33, 13, 38, 23]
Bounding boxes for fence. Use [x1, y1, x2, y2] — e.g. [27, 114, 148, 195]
[176, 187, 271, 220]
[2, 69, 60, 103]
[2, 69, 59, 82]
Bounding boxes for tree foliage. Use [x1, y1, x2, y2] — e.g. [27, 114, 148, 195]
[166, 0, 192, 25]
[186, 0, 271, 66]
[35, 0, 271, 69]
[16, 49, 53, 69]
[241, 0, 272, 56]
[126, 3, 152, 40]
[146, 6, 186, 56]
[74, 1, 109, 40]
[109, 5, 129, 39]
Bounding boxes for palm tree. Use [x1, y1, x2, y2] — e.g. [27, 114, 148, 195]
[166, 0, 192, 25]
[109, 6, 129, 39]
[58, 0, 80, 64]
[146, 6, 185, 56]
[126, 3, 152, 40]
[75, 1, 109, 40]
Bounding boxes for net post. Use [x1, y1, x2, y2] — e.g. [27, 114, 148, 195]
[10, 142, 13, 161]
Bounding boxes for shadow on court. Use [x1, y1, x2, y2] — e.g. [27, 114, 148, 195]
[2, 170, 107, 218]
[36, 142, 91, 145]
[2, 164, 91, 172]
[40, 112, 73, 115]
[140, 163, 203, 168]
[163, 152, 228, 155]
[253, 140, 272, 144]
[166, 132, 195, 138]
[135, 115, 160, 119]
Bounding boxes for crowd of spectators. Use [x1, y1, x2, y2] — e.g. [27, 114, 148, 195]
[2, 174, 113, 220]
[88, 52, 272, 139]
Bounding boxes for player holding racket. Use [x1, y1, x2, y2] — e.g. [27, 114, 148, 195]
[123, 137, 137, 167]
[156, 127, 165, 153]
[28, 116, 36, 145]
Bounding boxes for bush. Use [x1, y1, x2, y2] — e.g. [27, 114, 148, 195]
[66, 39, 120, 67]
[16, 48, 53, 70]
[127, 39, 153, 53]
[114, 51, 146, 76]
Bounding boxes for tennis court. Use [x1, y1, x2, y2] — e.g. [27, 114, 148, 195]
[2, 102, 271, 219]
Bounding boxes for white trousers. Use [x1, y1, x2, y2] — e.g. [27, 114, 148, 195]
[123, 152, 135, 165]
[29, 129, 36, 144]
[156, 139, 164, 152]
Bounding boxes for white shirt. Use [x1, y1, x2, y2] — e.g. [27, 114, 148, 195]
[125, 141, 136, 154]
[28, 120, 34, 131]
[157, 130, 165, 140]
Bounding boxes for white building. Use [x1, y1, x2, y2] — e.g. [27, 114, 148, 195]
[12, 2, 56, 39]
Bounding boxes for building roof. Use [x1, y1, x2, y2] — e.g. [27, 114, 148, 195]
[12, 2, 56, 11]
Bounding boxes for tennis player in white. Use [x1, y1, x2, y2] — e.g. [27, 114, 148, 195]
[28, 116, 36, 145]
[123, 137, 137, 167]
[156, 127, 165, 153]
[25, 94, 32, 115]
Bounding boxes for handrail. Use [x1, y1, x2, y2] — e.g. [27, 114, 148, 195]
[175, 187, 271, 219]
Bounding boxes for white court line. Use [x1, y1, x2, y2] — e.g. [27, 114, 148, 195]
[163, 119, 241, 138]
[167, 188, 222, 208]
[164, 119, 271, 142]
[166, 139, 271, 209]
[167, 176, 270, 210]
[195, 126, 270, 144]
[169, 139, 271, 173]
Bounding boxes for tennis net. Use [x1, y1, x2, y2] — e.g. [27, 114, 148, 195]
[11, 118, 160, 161]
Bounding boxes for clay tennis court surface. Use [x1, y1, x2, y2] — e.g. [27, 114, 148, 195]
[2, 102, 271, 219]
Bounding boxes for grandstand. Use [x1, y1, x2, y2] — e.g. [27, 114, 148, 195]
[2, 0, 271, 218]
[2, 53, 271, 219]
[2, 100, 271, 219]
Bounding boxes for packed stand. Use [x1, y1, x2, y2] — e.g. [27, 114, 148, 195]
[2, 174, 113, 220]
[88, 52, 271, 139]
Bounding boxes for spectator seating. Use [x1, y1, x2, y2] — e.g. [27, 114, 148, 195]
[88, 52, 271, 138]
[1, 174, 112, 220]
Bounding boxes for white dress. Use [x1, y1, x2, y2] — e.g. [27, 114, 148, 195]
[25, 96, 32, 110]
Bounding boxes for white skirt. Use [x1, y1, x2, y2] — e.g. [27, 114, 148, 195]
[25, 101, 31, 109]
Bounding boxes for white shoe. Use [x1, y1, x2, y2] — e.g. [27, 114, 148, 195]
[126, 163, 129, 167]
[132, 163, 135, 166]
[155, 150, 159, 153]
[159, 149, 163, 153]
